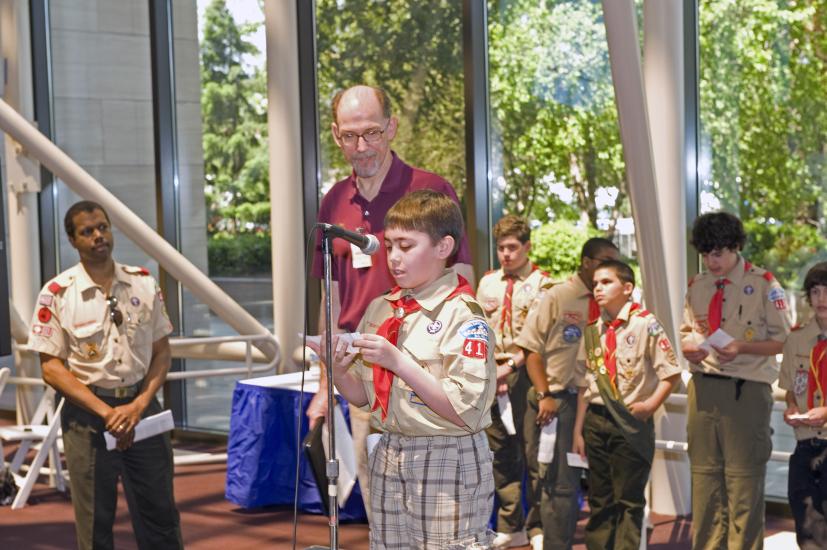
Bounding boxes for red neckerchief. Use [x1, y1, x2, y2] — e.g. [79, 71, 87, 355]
[603, 303, 642, 387]
[808, 336, 827, 409]
[372, 275, 475, 420]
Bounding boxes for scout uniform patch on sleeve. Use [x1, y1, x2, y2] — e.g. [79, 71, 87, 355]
[794, 369, 808, 397]
[768, 287, 787, 310]
[459, 318, 489, 359]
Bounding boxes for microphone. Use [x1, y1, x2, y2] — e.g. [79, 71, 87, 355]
[317, 223, 380, 255]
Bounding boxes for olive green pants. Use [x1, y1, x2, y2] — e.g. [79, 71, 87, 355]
[583, 405, 653, 550]
[687, 375, 772, 550]
[485, 368, 532, 534]
[61, 395, 182, 550]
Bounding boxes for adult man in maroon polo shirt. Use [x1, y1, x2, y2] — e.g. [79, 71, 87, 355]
[307, 84, 474, 518]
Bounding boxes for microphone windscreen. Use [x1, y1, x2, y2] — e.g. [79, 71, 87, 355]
[363, 234, 380, 255]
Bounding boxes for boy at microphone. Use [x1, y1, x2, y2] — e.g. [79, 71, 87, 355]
[781, 262, 827, 549]
[327, 189, 497, 549]
[572, 260, 680, 550]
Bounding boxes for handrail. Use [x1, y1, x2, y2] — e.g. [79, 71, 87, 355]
[0, 98, 278, 363]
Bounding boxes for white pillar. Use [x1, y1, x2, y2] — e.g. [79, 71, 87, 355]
[1, 0, 41, 422]
[602, 0, 691, 517]
[264, 0, 304, 373]
[643, 0, 691, 516]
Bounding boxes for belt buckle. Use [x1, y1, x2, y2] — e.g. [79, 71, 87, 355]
[115, 387, 129, 398]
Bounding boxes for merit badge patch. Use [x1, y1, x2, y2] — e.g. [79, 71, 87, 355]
[37, 307, 52, 323]
[38, 294, 54, 307]
[743, 285, 754, 295]
[426, 320, 443, 335]
[562, 324, 582, 343]
[794, 369, 808, 397]
[131, 297, 141, 306]
[32, 324, 53, 337]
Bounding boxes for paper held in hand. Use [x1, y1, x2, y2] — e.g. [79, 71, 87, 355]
[300, 332, 361, 354]
[104, 409, 174, 451]
[699, 328, 734, 354]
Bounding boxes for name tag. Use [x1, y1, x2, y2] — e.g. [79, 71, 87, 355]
[351, 243, 373, 269]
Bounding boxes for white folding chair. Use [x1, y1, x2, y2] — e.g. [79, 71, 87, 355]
[0, 385, 68, 509]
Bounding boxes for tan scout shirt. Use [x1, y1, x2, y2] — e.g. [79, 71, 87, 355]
[516, 274, 591, 393]
[779, 321, 827, 441]
[28, 262, 174, 388]
[578, 302, 681, 406]
[680, 256, 792, 383]
[476, 262, 551, 363]
[353, 270, 496, 436]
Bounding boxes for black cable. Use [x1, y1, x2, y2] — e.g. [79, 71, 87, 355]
[292, 228, 318, 550]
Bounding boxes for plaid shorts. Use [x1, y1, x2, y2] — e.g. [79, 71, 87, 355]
[368, 431, 494, 549]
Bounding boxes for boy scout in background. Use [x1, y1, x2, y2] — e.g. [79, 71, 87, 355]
[516, 237, 618, 550]
[572, 260, 680, 550]
[780, 262, 827, 549]
[680, 212, 792, 550]
[322, 190, 496, 548]
[476, 215, 552, 550]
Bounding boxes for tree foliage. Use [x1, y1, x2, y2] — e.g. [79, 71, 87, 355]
[699, 0, 827, 286]
[200, 0, 269, 234]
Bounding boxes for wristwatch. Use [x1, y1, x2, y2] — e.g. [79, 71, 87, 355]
[506, 358, 516, 372]
[535, 390, 552, 400]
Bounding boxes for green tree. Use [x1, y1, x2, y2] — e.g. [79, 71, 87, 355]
[699, 0, 827, 286]
[488, 0, 629, 233]
[200, 0, 269, 234]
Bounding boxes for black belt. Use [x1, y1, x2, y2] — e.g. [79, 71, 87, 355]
[698, 372, 746, 400]
[89, 383, 140, 398]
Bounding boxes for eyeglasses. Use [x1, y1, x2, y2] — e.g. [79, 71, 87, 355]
[106, 296, 123, 327]
[336, 120, 390, 147]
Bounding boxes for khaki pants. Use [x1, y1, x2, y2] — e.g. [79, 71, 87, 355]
[687, 375, 772, 550]
[61, 396, 182, 550]
[485, 368, 530, 534]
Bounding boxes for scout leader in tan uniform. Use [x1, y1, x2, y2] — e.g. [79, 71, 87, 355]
[321, 190, 496, 549]
[780, 262, 827, 549]
[572, 260, 681, 550]
[516, 237, 619, 550]
[28, 201, 182, 550]
[476, 215, 552, 550]
[680, 212, 792, 550]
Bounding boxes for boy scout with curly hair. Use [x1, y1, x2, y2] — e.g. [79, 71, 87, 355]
[680, 212, 792, 549]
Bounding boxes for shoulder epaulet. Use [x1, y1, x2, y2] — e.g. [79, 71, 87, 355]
[122, 266, 151, 276]
[762, 271, 775, 283]
[639, 310, 651, 317]
[484, 269, 495, 276]
[687, 275, 695, 288]
[539, 269, 550, 278]
[47, 281, 64, 295]
[791, 323, 803, 332]
[459, 294, 485, 317]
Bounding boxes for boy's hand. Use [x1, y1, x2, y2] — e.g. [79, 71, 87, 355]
[354, 334, 402, 372]
[681, 343, 709, 364]
[712, 340, 741, 363]
[783, 403, 804, 427]
[572, 433, 586, 460]
[628, 399, 656, 421]
[535, 395, 558, 425]
[495, 364, 512, 395]
[804, 407, 827, 427]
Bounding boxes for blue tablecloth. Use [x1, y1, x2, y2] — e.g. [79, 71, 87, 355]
[225, 374, 367, 522]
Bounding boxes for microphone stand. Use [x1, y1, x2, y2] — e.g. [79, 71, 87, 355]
[321, 228, 339, 549]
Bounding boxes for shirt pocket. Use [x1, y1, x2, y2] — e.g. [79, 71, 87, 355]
[68, 322, 105, 363]
[733, 298, 767, 342]
[401, 337, 444, 381]
[125, 303, 152, 351]
[616, 349, 641, 393]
